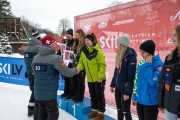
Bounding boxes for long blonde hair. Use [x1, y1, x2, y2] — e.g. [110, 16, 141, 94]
[73, 29, 85, 53]
[115, 44, 127, 68]
[167, 25, 180, 60]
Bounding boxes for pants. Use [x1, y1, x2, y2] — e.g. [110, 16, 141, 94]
[27, 74, 39, 119]
[27, 74, 35, 109]
[115, 87, 132, 120]
[63, 63, 72, 96]
[137, 103, 159, 120]
[88, 80, 106, 113]
[34, 100, 39, 120]
[63, 76, 71, 96]
[164, 109, 177, 120]
[38, 99, 59, 120]
[69, 70, 86, 100]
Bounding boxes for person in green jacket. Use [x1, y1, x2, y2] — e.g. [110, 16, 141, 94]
[77, 33, 106, 120]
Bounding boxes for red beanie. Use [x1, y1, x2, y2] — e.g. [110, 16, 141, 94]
[40, 35, 56, 45]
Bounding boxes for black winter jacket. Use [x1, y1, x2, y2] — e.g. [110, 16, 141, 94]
[110, 47, 137, 95]
[158, 48, 180, 114]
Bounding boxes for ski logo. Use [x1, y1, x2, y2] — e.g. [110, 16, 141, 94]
[0, 63, 23, 75]
[34, 65, 47, 72]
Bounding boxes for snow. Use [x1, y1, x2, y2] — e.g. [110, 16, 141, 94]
[0, 53, 24, 58]
[0, 82, 77, 120]
[0, 82, 140, 120]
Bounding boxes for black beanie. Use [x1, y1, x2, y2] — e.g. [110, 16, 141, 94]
[139, 40, 155, 55]
[66, 29, 73, 36]
[85, 34, 94, 42]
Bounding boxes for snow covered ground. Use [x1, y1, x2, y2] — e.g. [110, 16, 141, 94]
[0, 82, 76, 120]
[0, 82, 139, 120]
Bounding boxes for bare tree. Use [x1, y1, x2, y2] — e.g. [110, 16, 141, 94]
[56, 18, 71, 36]
[108, 0, 123, 7]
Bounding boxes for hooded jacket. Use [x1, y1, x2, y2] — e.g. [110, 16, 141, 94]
[32, 45, 77, 100]
[24, 37, 41, 74]
[132, 54, 163, 105]
[77, 44, 106, 82]
[110, 47, 137, 95]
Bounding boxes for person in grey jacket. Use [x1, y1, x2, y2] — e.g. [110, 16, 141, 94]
[32, 35, 78, 120]
[24, 29, 41, 118]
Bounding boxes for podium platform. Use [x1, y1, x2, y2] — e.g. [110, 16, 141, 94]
[57, 95, 115, 120]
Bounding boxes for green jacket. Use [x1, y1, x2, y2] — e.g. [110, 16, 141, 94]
[77, 44, 106, 82]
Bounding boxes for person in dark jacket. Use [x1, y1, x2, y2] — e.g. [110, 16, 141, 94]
[32, 35, 78, 120]
[24, 29, 41, 118]
[158, 25, 180, 120]
[70, 29, 86, 103]
[132, 40, 163, 120]
[110, 34, 137, 120]
[57, 29, 76, 99]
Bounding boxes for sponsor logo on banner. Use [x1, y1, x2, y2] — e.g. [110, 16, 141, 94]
[98, 22, 107, 29]
[113, 19, 134, 25]
[0, 63, 23, 75]
[84, 25, 92, 32]
[99, 31, 156, 49]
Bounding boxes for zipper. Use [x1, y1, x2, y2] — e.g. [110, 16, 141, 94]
[139, 70, 142, 103]
[115, 53, 129, 88]
[86, 57, 94, 82]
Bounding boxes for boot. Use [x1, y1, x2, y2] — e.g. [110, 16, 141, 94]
[28, 108, 34, 117]
[87, 110, 98, 119]
[94, 112, 104, 120]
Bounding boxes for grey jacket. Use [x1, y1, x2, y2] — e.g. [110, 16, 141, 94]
[32, 45, 77, 100]
[24, 37, 41, 74]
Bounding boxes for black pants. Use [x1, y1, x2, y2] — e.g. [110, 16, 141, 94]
[63, 63, 72, 96]
[115, 87, 132, 120]
[88, 81, 106, 113]
[63, 76, 71, 96]
[137, 103, 159, 120]
[34, 100, 39, 120]
[27, 74, 39, 119]
[38, 99, 59, 120]
[69, 70, 86, 100]
[27, 74, 35, 109]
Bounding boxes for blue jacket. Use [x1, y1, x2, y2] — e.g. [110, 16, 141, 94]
[110, 47, 137, 95]
[132, 55, 163, 105]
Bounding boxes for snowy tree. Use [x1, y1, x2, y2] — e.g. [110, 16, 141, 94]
[0, 0, 12, 17]
[0, 0, 13, 36]
[57, 18, 71, 36]
[0, 35, 12, 54]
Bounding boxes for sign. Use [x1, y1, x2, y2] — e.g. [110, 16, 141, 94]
[0, 57, 64, 90]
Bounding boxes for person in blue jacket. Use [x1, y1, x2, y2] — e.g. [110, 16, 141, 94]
[132, 40, 163, 120]
[110, 34, 137, 120]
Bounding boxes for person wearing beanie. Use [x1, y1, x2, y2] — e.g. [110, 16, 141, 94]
[132, 40, 163, 120]
[77, 33, 106, 120]
[110, 34, 137, 120]
[24, 32, 42, 119]
[139, 40, 156, 55]
[32, 29, 41, 40]
[66, 29, 73, 37]
[57, 28, 76, 100]
[32, 35, 78, 120]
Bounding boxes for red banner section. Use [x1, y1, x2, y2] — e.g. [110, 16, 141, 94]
[75, 0, 180, 118]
